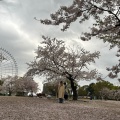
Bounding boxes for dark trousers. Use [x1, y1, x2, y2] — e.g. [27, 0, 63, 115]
[64, 94, 68, 100]
[59, 98, 63, 103]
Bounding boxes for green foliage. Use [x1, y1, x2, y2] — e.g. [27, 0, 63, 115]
[42, 83, 57, 96]
[87, 80, 119, 98]
[77, 80, 120, 99]
[86, 83, 95, 96]
[15, 92, 26, 96]
[78, 85, 88, 96]
[0, 93, 5, 96]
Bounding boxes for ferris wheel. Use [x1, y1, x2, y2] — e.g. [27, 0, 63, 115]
[0, 48, 18, 79]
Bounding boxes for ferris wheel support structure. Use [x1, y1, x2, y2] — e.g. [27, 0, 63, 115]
[0, 48, 18, 79]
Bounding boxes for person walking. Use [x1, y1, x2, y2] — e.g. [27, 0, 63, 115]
[58, 81, 65, 103]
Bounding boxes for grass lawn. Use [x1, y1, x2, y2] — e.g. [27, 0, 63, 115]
[0, 96, 120, 120]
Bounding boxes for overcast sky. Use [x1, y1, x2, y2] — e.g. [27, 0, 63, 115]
[0, 0, 119, 91]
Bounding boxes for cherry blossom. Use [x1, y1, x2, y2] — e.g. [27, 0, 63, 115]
[39, 0, 120, 80]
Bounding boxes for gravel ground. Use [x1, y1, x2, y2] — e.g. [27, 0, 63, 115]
[0, 96, 120, 120]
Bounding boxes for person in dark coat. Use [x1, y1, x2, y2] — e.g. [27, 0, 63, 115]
[64, 82, 68, 100]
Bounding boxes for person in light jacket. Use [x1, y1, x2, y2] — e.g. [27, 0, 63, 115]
[58, 81, 65, 103]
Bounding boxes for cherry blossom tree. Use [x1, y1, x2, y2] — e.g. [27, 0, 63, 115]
[27, 36, 100, 100]
[40, 0, 120, 47]
[107, 49, 120, 79]
[100, 88, 120, 100]
[0, 76, 38, 96]
[100, 87, 110, 100]
[2, 76, 17, 96]
[14, 76, 38, 96]
[39, 0, 120, 80]
[114, 89, 120, 100]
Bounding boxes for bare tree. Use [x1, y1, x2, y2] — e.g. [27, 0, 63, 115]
[26, 36, 100, 100]
[39, 0, 120, 80]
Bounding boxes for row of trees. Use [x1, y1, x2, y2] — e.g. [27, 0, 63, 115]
[42, 80, 120, 100]
[78, 80, 120, 100]
[0, 76, 38, 96]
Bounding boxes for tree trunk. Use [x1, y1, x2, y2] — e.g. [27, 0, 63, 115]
[8, 87, 12, 96]
[70, 79, 78, 100]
